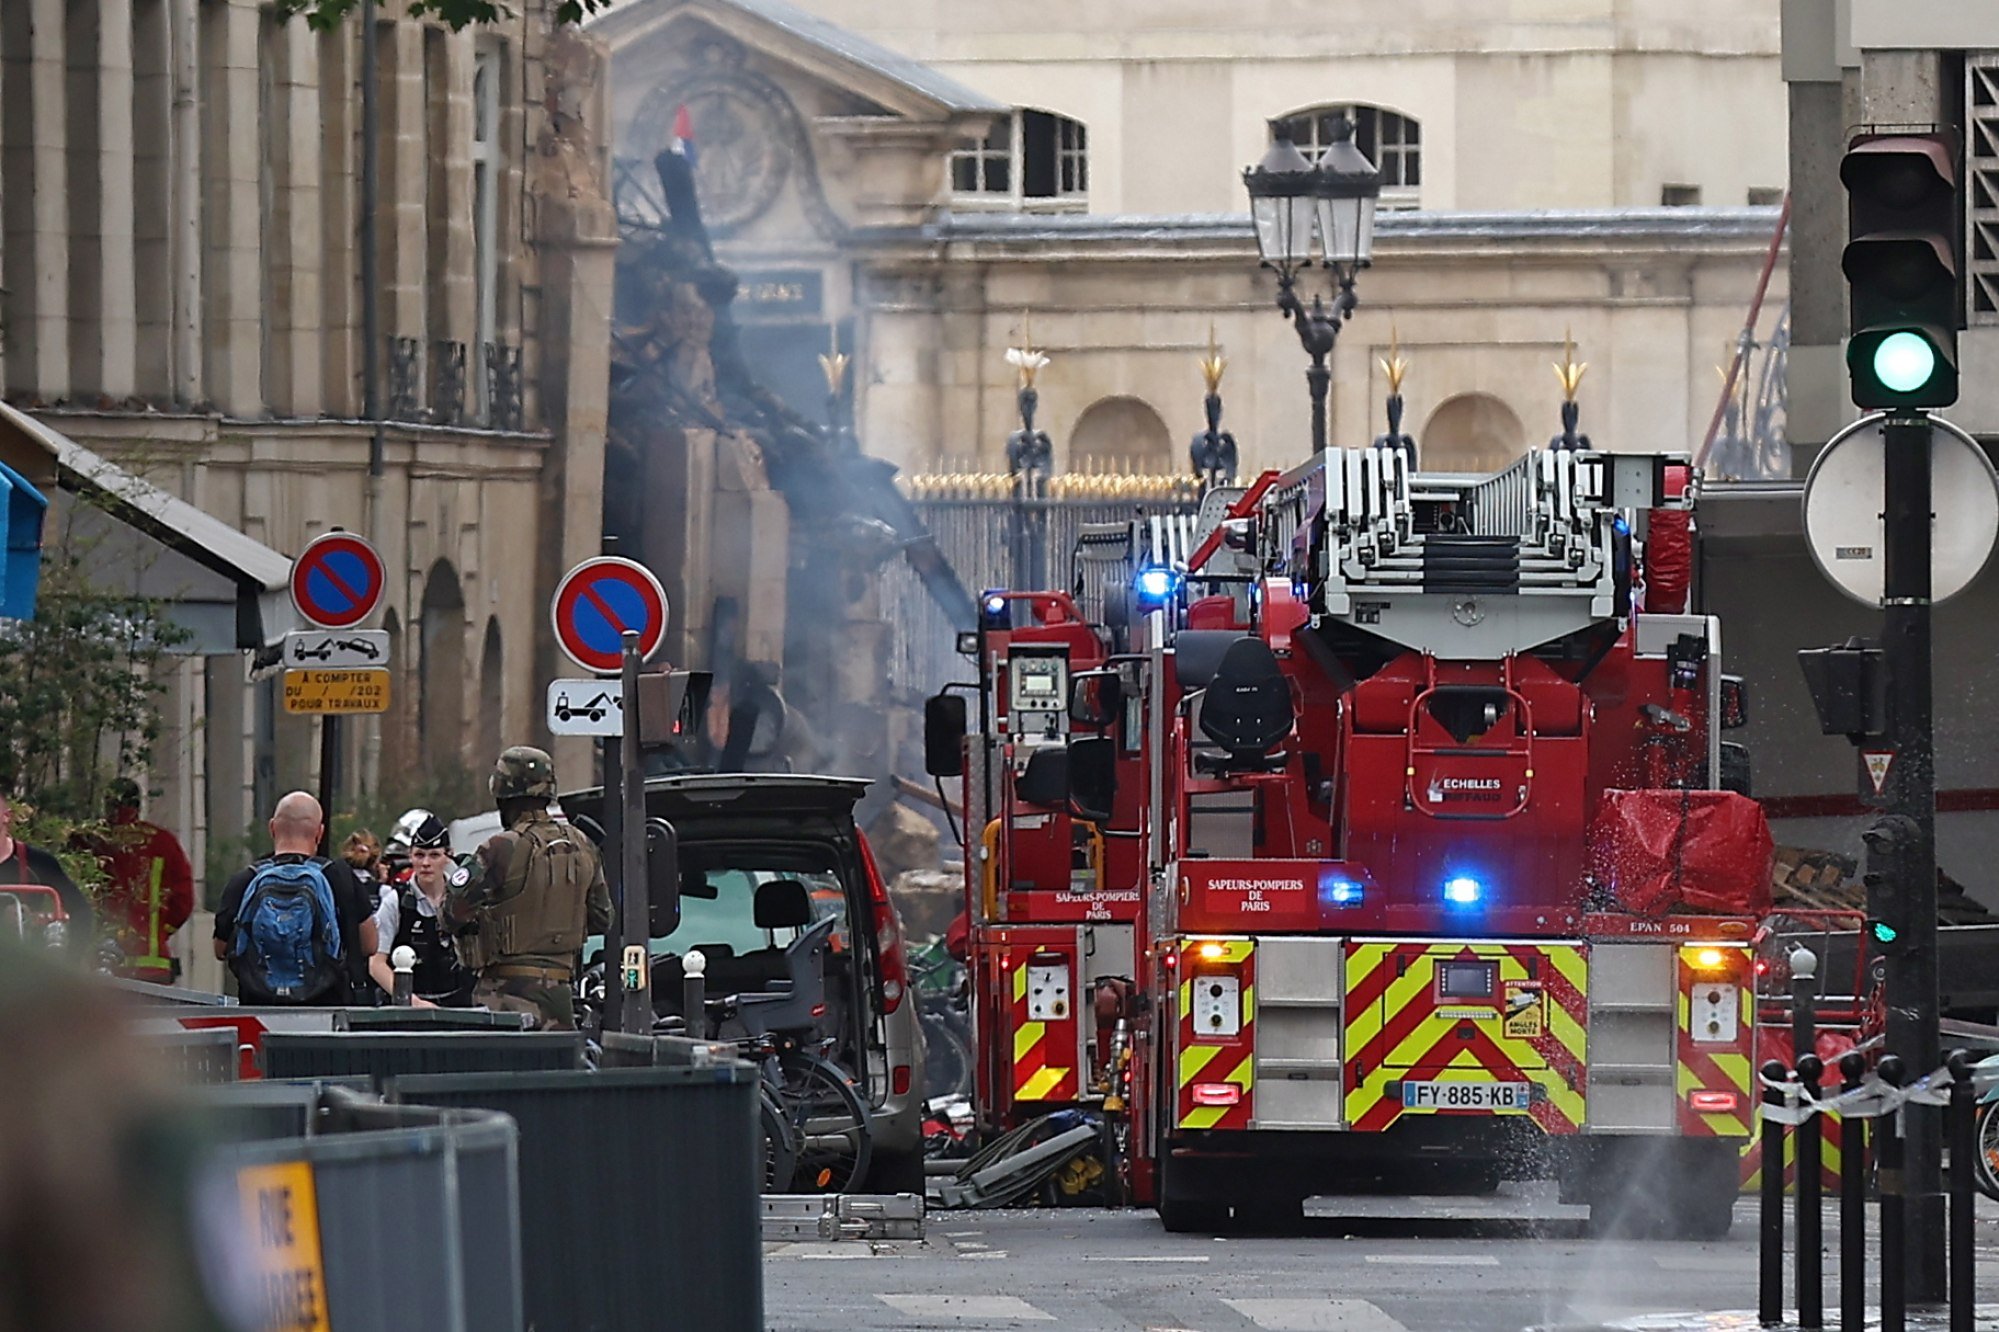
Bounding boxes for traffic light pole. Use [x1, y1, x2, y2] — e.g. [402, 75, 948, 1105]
[1881, 412, 1943, 1303]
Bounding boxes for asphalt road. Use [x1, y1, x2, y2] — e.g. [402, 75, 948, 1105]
[764, 1187, 1999, 1331]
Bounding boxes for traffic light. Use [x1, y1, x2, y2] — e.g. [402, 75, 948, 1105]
[1841, 132, 1960, 409]
[1861, 813, 1921, 956]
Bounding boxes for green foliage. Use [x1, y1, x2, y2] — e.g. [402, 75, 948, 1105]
[272, 0, 614, 31]
[0, 543, 189, 827]
[7, 800, 115, 900]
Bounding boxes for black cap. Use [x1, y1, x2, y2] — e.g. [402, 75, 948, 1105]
[410, 814, 451, 850]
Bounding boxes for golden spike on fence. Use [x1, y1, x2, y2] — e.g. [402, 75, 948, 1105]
[1201, 322, 1228, 395]
[1553, 328, 1588, 401]
[1380, 325, 1409, 396]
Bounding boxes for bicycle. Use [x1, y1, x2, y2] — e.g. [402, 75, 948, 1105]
[677, 905, 875, 1194]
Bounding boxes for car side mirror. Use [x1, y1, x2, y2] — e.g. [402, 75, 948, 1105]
[1068, 736, 1117, 824]
[645, 817, 680, 937]
[1069, 669, 1123, 730]
[925, 692, 967, 777]
[1719, 675, 1749, 730]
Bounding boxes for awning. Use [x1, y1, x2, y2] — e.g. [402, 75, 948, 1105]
[0, 403, 298, 653]
[0, 457, 47, 620]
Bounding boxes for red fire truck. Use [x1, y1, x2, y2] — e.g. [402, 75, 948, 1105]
[932, 440, 1775, 1236]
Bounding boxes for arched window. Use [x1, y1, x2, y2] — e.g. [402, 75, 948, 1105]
[951, 108, 1088, 207]
[1272, 104, 1421, 207]
[1422, 393, 1525, 474]
[1069, 396, 1171, 466]
[419, 561, 467, 778]
[478, 617, 504, 769]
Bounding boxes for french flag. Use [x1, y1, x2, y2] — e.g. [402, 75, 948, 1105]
[671, 103, 698, 170]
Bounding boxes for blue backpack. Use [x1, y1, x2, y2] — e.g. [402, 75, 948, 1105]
[230, 859, 344, 1004]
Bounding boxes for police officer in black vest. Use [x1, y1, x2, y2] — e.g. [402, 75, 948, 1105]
[367, 815, 477, 1007]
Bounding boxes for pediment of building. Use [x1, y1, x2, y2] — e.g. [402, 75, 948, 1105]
[598, 0, 1002, 235]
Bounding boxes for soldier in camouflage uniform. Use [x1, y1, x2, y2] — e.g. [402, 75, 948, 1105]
[447, 746, 611, 1030]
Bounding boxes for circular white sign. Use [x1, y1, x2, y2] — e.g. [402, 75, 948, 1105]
[1801, 413, 1999, 608]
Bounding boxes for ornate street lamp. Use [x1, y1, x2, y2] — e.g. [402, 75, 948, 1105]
[1243, 117, 1383, 458]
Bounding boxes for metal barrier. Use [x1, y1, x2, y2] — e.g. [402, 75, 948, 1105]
[260, 1031, 584, 1086]
[1756, 1048, 1983, 1330]
[195, 1084, 522, 1332]
[597, 1029, 740, 1069]
[145, 1025, 240, 1084]
[389, 1064, 763, 1332]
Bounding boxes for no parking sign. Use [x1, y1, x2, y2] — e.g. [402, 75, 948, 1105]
[550, 557, 669, 675]
[290, 531, 385, 630]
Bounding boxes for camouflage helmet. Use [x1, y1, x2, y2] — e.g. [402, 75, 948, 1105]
[490, 746, 558, 800]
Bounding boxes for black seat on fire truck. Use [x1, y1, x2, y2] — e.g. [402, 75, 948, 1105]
[1195, 636, 1294, 773]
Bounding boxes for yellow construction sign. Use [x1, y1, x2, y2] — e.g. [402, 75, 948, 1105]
[237, 1160, 331, 1331]
[282, 668, 391, 715]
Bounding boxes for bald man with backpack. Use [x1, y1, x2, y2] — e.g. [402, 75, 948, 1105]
[213, 792, 377, 1004]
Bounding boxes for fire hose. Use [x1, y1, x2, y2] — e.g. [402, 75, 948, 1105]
[927, 1111, 1108, 1209]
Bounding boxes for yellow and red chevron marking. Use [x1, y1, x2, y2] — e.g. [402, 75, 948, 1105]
[1671, 944, 1751, 1128]
[1675, 969, 1754, 1139]
[1176, 939, 1254, 1131]
[1342, 941, 1589, 1135]
[1739, 1111, 1850, 1194]
[1010, 950, 1077, 1103]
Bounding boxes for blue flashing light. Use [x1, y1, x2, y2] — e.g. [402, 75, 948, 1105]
[1134, 566, 1180, 607]
[983, 591, 1007, 616]
[1612, 515, 1631, 537]
[1323, 877, 1364, 907]
[1443, 876, 1484, 906]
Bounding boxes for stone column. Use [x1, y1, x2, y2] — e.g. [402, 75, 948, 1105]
[265, 18, 324, 417]
[317, 24, 358, 418]
[132, 0, 174, 398]
[1, 0, 72, 398]
[426, 28, 477, 422]
[67, 0, 138, 400]
[379, 19, 428, 408]
[524, 21, 617, 767]
[197, 0, 263, 416]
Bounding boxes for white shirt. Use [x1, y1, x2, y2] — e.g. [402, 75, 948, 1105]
[373, 882, 449, 954]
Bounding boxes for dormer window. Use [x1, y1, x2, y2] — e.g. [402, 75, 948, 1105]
[950, 109, 1088, 209]
[1272, 104, 1421, 209]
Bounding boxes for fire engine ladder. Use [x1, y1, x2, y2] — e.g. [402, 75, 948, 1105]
[1322, 447, 1612, 596]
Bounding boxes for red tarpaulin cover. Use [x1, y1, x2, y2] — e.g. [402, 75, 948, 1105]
[1643, 508, 1692, 614]
[1588, 788, 1774, 916]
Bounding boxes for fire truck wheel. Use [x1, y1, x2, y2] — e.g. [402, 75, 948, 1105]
[1157, 1154, 1230, 1233]
[1653, 1141, 1740, 1240]
[1231, 1193, 1304, 1233]
[870, 1146, 926, 1196]
[1157, 1193, 1231, 1233]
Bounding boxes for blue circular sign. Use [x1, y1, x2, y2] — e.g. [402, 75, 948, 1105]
[551, 557, 669, 674]
[290, 532, 385, 630]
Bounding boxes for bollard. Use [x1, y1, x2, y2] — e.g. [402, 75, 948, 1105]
[1946, 1050, 1973, 1332]
[1877, 1054, 1907, 1332]
[392, 944, 416, 1007]
[1839, 1050, 1868, 1332]
[683, 947, 707, 1040]
[1761, 1058, 1790, 1328]
[1791, 945, 1820, 1062]
[1796, 1053, 1825, 1330]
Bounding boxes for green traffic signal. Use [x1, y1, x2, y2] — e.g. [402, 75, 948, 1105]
[1870, 919, 1900, 946]
[1840, 133, 1960, 409]
[1873, 331, 1937, 394]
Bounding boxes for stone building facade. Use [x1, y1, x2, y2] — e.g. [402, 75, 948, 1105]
[0, 1, 616, 864]
[597, 0, 1789, 485]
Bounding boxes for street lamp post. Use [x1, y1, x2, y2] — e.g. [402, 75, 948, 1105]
[1243, 118, 1383, 459]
